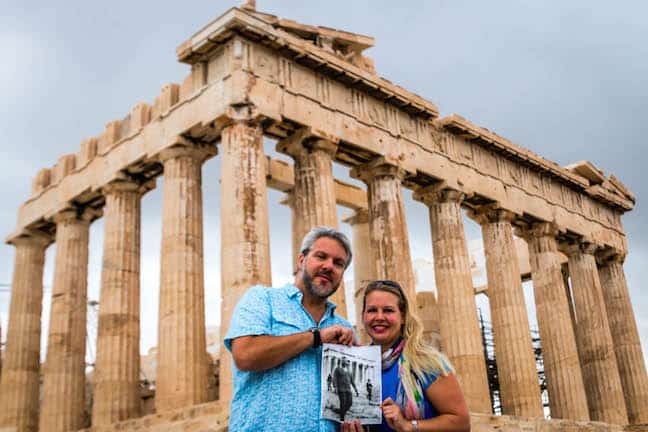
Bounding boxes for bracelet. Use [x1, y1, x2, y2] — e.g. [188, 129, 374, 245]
[310, 327, 321, 348]
[411, 420, 419, 432]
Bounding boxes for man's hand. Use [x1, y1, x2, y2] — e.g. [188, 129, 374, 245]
[319, 324, 355, 346]
[382, 398, 411, 432]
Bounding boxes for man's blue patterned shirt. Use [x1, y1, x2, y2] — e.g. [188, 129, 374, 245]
[224, 283, 352, 432]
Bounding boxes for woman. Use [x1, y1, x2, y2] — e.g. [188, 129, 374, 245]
[342, 280, 470, 432]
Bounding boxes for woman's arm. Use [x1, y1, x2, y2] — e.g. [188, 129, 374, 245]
[381, 374, 470, 432]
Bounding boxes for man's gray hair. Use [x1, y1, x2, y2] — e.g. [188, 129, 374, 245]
[300, 226, 353, 269]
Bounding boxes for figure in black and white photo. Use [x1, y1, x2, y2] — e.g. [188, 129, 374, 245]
[320, 344, 382, 424]
[333, 357, 359, 421]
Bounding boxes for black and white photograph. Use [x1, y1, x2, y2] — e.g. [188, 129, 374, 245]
[320, 344, 381, 424]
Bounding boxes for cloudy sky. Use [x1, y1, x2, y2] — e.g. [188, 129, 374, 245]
[1, 0, 646, 366]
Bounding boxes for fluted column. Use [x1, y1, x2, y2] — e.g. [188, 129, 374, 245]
[0, 231, 51, 432]
[351, 157, 416, 301]
[416, 292, 441, 350]
[471, 206, 543, 418]
[565, 240, 627, 424]
[598, 253, 647, 424]
[343, 209, 374, 344]
[277, 130, 346, 316]
[521, 222, 589, 420]
[40, 208, 94, 432]
[415, 186, 491, 414]
[156, 143, 213, 412]
[219, 115, 272, 402]
[279, 193, 302, 275]
[92, 179, 151, 425]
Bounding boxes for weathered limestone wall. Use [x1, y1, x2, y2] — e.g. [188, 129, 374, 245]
[78, 401, 228, 432]
[65, 403, 648, 432]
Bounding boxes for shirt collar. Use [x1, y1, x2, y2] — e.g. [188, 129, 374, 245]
[286, 283, 338, 319]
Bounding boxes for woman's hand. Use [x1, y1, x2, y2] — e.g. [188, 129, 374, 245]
[381, 398, 411, 432]
[320, 324, 355, 346]
[341, 419, 365, 432]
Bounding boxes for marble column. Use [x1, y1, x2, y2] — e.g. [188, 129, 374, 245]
[92, 179, 150, 424]
[343, 209, 374, 344]
[279, 192, 302, 275]
[416, 292, 441, 350]
[220, 118, 272, 402]
[522, 222, 589, 420]
[40, 208, 93, 432]
[471, 206, 543, 418]
[277, 130, 346, 316]
[416, 187, 491, 414]
[351, 158, 416, 301]
[0, 231, 51, 432]
[598, 253, 647, 424]
[156, 143, 213, 411]
[565, 241, 627, 424]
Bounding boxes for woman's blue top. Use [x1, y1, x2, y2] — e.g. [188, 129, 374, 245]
[373, 357, 439, 432]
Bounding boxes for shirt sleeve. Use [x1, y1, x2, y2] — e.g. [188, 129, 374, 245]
[224, 285, 272, 352]
[421, 369, 441, 391]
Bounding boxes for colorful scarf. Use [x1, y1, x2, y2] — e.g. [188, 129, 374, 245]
[381, 338, 426, 420]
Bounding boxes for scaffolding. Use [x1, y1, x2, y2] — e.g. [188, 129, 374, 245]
[478, 308, 549, 416]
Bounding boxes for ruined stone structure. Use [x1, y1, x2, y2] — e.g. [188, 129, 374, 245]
[1, 2, 647, 432]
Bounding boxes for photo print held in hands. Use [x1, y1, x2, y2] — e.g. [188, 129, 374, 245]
[320, 344, 382, 424]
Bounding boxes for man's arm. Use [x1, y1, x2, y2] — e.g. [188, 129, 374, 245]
[231, 324, 354, 371]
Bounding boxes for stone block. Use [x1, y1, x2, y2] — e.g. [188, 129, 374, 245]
[52, 154, 76, 184]
[131, 102, 152, 131]
[78, 138, 98, 167]
[160, 83, 180, 112]
[31, 168, 51, 195]
[99, 121, 122, 154]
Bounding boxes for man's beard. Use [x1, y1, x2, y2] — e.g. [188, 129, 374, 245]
[302, 267, 340, 300]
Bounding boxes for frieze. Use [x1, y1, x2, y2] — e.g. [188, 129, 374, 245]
[278, 57, 293, 89]
[248, 52, 627, 244]
[316, 75, 332, 106]
[351, 89, 368, 121]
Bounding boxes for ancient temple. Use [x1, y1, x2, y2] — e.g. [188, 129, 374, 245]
[1, 2, 646, 431]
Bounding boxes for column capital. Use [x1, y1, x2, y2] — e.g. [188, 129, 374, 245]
[413, 182, 465, 206]
[276, 127, 339, 158]
[560, 238, 600, 257]
[7, 229, 53, 248]
[102, 175, 156, 196]
[350, 156, 405, 184]
[467, 203, 517, 226]
[158, 137, 217, 164]
[515, 221, 561, 241]
[214, 103, 265, 130]
[342, 208, 369, 226]
[596, 247, 626, 266]
[52, 206, 102, 225]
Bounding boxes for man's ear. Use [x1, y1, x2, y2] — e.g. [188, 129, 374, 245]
[297, 253, 305, 271]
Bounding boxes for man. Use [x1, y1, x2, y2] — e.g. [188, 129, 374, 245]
[225, 227, 356, 432]
[332, 357, 359, 421]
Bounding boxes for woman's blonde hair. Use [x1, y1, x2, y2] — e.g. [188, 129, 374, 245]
[362, 280, 454, 379]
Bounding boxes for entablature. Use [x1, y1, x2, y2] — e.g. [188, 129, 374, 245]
[175, 7, 437, 120]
